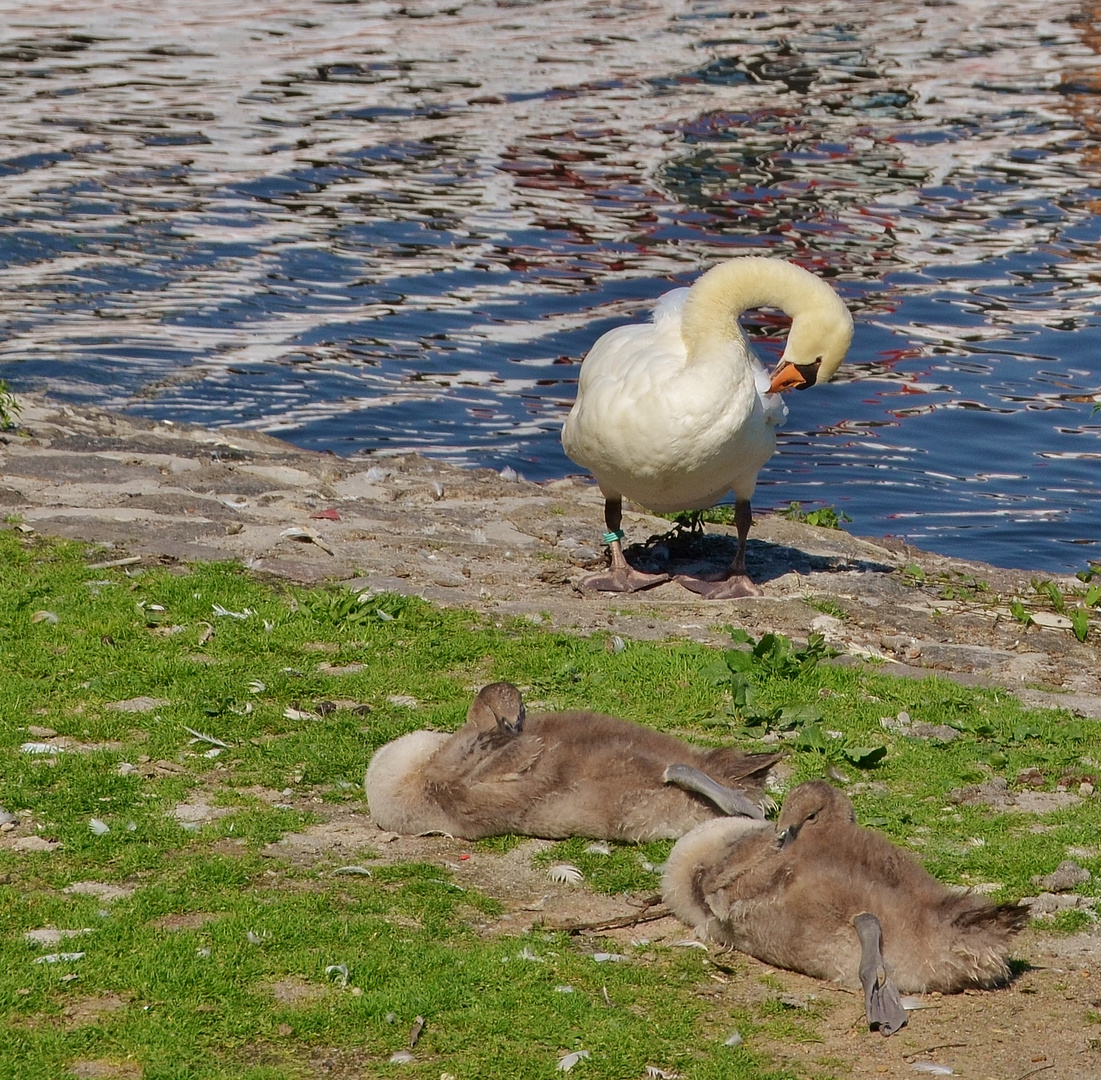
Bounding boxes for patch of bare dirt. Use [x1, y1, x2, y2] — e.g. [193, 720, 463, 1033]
[237, 1044, 386, 1080]
[148, 911, 223, 932]
[171, 798, 234, 827]
[264, 809, 661, 935]
[729, 929, 1101, 1080]
[104, 697, 170, 713]
[63, 993, 130, 1028]
[263, 977, 333, 1007]
[61, 881, 136, 903]
[69, 1061, 142, 1079]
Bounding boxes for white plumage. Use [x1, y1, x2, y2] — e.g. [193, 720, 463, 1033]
[561, 256, 853, 597]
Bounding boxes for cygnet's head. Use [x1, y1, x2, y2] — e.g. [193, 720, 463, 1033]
[776, 780, 855, 845]
[466, 681, 526, 734]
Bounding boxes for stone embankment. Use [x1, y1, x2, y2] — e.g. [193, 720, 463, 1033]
[2, 393, 1098, 715]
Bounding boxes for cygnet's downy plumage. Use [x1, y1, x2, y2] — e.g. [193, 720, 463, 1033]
[365, 682, 781, 842]
[663, 780, 1028, 1036]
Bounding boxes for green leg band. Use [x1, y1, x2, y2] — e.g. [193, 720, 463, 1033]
[603, 530, 624, 545]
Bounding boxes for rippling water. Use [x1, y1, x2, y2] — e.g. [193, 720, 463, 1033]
[1, 0, 1099, 571]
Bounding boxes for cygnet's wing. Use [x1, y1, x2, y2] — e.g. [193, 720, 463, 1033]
[702, 748, 783, 793]
[687, 822, 801, 926]
[462, 732, 545, 788]
[425, 733, 551, 836]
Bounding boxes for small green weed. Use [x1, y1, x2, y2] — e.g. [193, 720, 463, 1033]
[803, 595, 847, 619]
[900, 565, 993, 604]
[652, 506, 739, 537]
[705, 628, 829, 725]
[937, 573, 989, 601]
[900, 563, 926, 585]
[298, 586, 417, 629]
[1033, 578, 1066, 614]
[1010, 599, 1033, 627]
[0, 379, 21, 430]
[1006, 577, 1098, 641]
[704, 629, 885, 767]
[780, 501, 851, 529]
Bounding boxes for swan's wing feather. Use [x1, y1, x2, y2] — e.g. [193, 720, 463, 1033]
[576, 317, 688, 392]
[651, 286, 690, 324]
[561, 280, 778, 509]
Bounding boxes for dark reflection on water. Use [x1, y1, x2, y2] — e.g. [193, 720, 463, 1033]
[0, 0, 1099, 572]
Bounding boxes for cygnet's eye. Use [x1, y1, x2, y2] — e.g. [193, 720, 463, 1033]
[806, 811, 818, 824]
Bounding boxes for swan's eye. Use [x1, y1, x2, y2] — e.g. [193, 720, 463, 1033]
[806, 811, 818, 823]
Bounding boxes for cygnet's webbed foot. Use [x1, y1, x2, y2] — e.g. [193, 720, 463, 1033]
[580, 567, 669, 593]
[853, 912, 908, 1037]
[663, 764, 765, 819]
[674, 573, 762, 599]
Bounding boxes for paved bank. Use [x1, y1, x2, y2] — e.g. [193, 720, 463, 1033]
[2, 393, 1098, 715]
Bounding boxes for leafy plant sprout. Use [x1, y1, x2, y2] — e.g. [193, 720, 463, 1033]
[0, 379, 21, 430]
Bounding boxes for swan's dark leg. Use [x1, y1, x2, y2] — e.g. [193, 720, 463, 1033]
[580, 497, 669, 593]
[853, 912, 908, 1037]
[675, 499, 762, 599]
[663, 764, 765, 819]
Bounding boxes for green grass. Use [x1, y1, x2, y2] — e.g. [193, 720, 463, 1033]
[1, 530, 1099, 1078]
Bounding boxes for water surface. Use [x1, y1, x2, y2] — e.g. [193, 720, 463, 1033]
[1, 0, 1099, 571]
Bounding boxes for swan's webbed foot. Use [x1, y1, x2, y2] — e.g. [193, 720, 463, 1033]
[853, 912, 908, 1037]
[580, 566, 669, 593]
[663, 764, 765, 819]
[674, 573, 762, 599]
[673, 499, 762, 599]
[584, 515, 670, 592]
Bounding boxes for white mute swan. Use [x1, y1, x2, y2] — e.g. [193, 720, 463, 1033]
[663, 781, 1028, 1036]
[561, 256, 853, 597]
[364, 681, 781, 841]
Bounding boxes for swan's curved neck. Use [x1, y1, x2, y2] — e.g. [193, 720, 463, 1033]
[679, 257, 850, 369]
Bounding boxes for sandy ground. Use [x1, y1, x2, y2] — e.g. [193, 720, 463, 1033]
[4, 393, 1101, 1079]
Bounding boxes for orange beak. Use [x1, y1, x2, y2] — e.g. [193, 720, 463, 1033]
[768, 361, 808, 394]
[768, 359, 822, 394]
